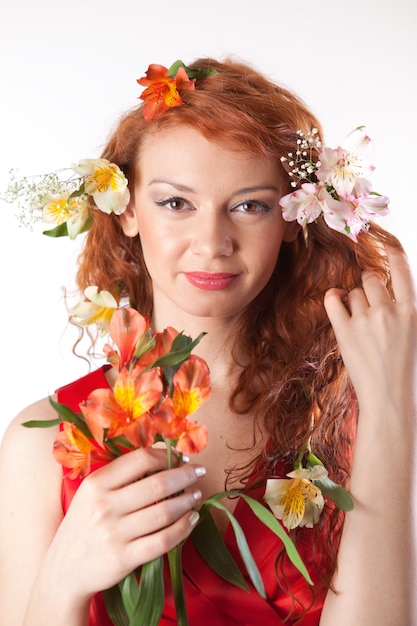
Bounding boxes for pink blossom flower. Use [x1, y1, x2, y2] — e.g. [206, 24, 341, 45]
[280, 182, 332, 228]
[317, 127, 376, 199]
[322, 178, 390, 241]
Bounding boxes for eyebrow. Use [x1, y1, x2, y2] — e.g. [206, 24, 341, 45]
[149, 178, 281, 195]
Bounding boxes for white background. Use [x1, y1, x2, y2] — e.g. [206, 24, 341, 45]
[0, 0, 416, 441]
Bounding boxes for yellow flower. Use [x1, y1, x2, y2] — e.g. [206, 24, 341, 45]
[70, 285, 118, 334]
[73, 158, 130, 215]
[264, 465, 328, 530]
[42, 193, 89, 239]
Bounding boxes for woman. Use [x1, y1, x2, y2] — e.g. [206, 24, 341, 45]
[0, 57, 415, 625]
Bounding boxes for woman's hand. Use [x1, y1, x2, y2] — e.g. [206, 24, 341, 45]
[43, 447, 205, 599]
[321, 248, 417, 623]
[324, 247, 417, 419]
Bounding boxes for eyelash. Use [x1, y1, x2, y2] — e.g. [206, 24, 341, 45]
[155, 196, 272, 214]
[232, 200, 272, 214]
[155, 196, 190, 211]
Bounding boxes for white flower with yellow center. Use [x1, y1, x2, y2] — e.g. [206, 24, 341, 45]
[264, 465, 328, 530]
[73, 158, 130, 215]
[70, 286, 118, 334]
[42, 194, 90, 239]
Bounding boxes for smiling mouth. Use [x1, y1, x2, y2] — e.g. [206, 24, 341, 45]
[184, 272, 238, 290]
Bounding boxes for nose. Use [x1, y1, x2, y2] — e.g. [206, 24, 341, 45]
[190, 211, 234, 258]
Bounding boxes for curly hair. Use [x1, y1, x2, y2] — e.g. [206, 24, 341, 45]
[76, 57, 403, 614]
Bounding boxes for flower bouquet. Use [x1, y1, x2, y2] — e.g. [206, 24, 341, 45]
[23, 300, 316, 626]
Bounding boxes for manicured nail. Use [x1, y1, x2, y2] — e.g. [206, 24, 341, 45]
[188, 511, 200, 526]
[181, 454, 190, 463]
[192, 489, 202, 502]
[195, 466, 206, 478]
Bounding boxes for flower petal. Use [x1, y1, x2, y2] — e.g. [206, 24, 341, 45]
[108, 307, 148, 370]
[172, 355, 211, 417]
[53, 421, 111, 476]
[176, 421, 208, 455]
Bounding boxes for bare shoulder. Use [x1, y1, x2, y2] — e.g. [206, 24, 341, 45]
[0, 394, 63, 521]
[0, 395, 60, 468]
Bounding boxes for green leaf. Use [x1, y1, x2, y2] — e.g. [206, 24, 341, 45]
[239, 494, 313, 586]
[204, 497, 266, 598]
[151, 332, 206, 369]
[119, 572, 140, 619]
[307, 452, 324, 467]
[43, 223, 69, 237]
[167, 59, 187, 77]
[47, 397, 93, 439]
[205, 491, 313, 587]
[314, 477, 354, 511]
[148, 331, 206, 389]
[307, 452, 354, 511]
[107, 435, 135, 453]
[129, 557, 164, 626]
[167, 60, 218, 80]
[191, 509, 249, 591]
[167, 544, 189, 624]
[102, 584, 129, 626]
[22, 417, 62, 429]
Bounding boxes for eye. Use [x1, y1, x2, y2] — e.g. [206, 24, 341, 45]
[155, 196, 190, 211]
[232, 200, 272, 214]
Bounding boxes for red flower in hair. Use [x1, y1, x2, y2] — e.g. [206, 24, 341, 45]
[137, 63, 195, 121]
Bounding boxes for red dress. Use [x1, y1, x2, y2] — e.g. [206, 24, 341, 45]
[57, 367, 326, 625]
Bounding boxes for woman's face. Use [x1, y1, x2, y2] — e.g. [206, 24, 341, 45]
[121, 125, 296, 328]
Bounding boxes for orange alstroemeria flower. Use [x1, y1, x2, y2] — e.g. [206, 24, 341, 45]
[104, 307, 149, 371]
[80, 367, 163, 448]
[137, 64, 195, 121]
[149, 396, 208, 455]
[138, 326, 179, 369]
[173, 417, 209, 456]
[172, 355, 211, 418]
[53, 421, 112, 478]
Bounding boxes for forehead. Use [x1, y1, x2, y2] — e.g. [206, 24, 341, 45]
[136, 125, 283, 189]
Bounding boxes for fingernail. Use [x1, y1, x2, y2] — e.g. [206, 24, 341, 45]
[188, 511, 200, 526]
[195, 466, 206, 478]
[192, 489, 202, 502]
[181, 454, 190, 463]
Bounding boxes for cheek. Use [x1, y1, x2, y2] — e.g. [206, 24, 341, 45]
[138, 224, 181, 276]
[253, 231, 284, 274]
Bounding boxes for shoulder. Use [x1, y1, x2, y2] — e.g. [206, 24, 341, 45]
[0, 396, 61, 482]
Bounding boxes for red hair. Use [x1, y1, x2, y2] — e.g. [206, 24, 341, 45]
[76, 58, 403, 614]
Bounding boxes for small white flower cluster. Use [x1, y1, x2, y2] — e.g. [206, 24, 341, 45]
[280, 128, 322, 189]
[2, 159, 130, 239]
[2, 168, 79, 229]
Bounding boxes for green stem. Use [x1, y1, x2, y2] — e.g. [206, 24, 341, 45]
[167, 543, 188, 626]
[163, 438, 189, 625]
[294, 435, 313, 470]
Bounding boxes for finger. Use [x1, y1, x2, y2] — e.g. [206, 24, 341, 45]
[386, 246, 417, 305]
[360, 270, 391, 306]
[346, 286, 370, 315]
[324, 288, 350, 335]
[90, 447, 175, 490]
[125, 509, 200, 570]
[122, 488, 202, 538]
[116, 463, 206, 513]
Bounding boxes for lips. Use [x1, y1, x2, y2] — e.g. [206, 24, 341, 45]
[184, 271, 238, 290]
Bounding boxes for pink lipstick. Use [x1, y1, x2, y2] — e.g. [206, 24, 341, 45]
[184, 272, 238, 290]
